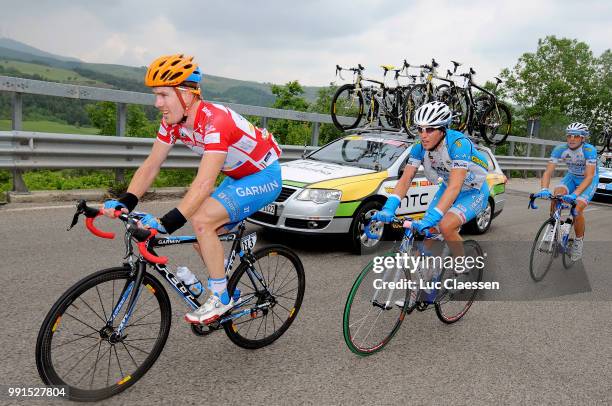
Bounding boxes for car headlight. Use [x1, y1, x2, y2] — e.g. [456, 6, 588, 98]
[296, 189, 342, 204]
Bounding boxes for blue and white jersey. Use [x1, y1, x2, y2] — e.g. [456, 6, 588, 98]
[408, 129, 489, 191]
[550, 143, 599, 177]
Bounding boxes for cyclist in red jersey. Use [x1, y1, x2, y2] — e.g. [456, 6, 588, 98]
[101, 54, 282, 324]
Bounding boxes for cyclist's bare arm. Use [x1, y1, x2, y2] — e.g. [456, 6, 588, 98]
[177, 152, 226, 218]
[101, 140, 172, 217]
[540, 162, 556, 190]
[435, 168, 467, 213]
[392, 165, 417, 198]
[127, 140, 173, 197]
[573, 164, 595, 196]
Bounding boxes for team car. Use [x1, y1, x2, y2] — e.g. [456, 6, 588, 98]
[248, 130, 507, 253]
[595, 152, 612, 203]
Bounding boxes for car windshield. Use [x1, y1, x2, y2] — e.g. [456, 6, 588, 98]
[307, 135, 410, 170]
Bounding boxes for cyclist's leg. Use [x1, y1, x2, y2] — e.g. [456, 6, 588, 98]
[421, 184, 445, 252]
[442, 182, 490, 256]
[552, 174, 574, 213]
[186, 163, 281, 323]
[573, 175, 598, 238]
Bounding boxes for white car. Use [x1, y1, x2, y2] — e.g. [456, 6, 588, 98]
[595, 153, 612, 202]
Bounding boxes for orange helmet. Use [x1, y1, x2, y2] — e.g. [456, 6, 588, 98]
[145, 54, 200, 88]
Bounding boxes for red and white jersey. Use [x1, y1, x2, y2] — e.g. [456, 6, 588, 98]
[156, 101, 282, 179]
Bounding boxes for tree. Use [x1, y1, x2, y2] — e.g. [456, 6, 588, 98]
[501, 36, 610, 138]
[309, 84, 344, 145]
[267, 81, 310, 145]
[86, 102, 158, 137]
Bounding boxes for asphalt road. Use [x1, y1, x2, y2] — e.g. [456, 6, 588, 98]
[0, 189, 611, 405]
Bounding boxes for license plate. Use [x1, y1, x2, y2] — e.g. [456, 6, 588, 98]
[598, 183, 612, 190]
[241, 232, 257, 251]
[259, 203, 276, 216]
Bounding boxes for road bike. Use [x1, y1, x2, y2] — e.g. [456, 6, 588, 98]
[342, 217, 484, 355]
[438, 66, 512, 145]
[331, 64, 379, 130]
[527, 194, 578, 281]
[331, 64, 411, 132]
[35, 200, 305, 401]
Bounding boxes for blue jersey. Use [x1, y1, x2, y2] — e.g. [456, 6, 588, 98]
[550, 143, 598, 177]
[408, 129, 489, 191]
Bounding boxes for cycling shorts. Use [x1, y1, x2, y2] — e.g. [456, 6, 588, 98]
[212, 161, 282, 225]
[556, 173, 599, 205]
[426, 182, 490, 225]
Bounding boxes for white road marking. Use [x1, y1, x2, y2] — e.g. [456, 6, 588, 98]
[0, 204, 78, 212]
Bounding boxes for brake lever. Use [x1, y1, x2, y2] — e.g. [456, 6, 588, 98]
[67, 211, 80, 231]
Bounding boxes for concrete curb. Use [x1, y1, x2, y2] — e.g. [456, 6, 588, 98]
[6, 187, 188, 203]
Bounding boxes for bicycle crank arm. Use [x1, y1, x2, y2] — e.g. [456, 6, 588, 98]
[219, 302, 273, 323]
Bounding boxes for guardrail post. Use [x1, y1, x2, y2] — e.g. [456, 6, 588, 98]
[538, 144, 546, 177]
[11, 92, 29, 193]
[508, 141, 515, 156]
[115, 102, 127, 183]
[523, 141, 531, 178]
[311, 122, 320, 146]
[261, 117, 268, 129]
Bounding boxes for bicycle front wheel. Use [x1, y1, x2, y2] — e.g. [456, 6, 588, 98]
[343, 252, 410, 356]
[35, 267, 172, 402]
[529, 219, 557, 282]
[435, 240, 483, 324]
[224, 245, 305, 349]
[331, 84, 364, 130]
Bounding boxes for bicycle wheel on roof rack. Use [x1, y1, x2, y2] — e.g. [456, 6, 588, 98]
[331, 84, 364, 131]
[479, 102, 512, 145]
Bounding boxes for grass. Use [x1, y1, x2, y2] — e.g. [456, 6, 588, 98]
[0, 119, 100, 134]
[0, 168, 199, 194]
[0, 60, 104, 85]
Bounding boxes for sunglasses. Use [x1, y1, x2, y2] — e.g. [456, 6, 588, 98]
[417, 126, 442, 134]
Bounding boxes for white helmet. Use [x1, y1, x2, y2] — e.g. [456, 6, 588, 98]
[566, 122, 589, 137]
[413, 101, 453, 128]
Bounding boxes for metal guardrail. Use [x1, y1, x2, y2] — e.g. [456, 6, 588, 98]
[0, 131, 316, 169]
[0, 130, 561, 171]
[0, 75, 568, 193]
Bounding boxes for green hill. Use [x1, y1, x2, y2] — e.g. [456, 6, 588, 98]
[0, 39, 322, 106]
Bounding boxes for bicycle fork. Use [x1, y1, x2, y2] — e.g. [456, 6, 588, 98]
[108, 261, 147, 337]
[372, 264, 403, 310]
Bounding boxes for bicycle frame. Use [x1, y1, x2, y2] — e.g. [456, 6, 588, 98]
[71, 201, 271, 336]
[529, 195, 577, 255]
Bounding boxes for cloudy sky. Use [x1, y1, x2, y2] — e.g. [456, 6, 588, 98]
[1, 0, 610, 86]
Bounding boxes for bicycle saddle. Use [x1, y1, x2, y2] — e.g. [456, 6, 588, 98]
[380, 65, 396, 71]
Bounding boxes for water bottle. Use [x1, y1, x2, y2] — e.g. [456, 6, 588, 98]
[176, 266, 203, 298]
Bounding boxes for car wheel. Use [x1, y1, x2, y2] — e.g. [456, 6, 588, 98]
[465, 198, 493, 235]
[349, 200, 383, 254]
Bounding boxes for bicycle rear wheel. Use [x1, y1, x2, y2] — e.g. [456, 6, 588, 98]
[562, 237, 576, 269]
[224, 245, 305, 349]
[479, 102, 512, 145]
[343, 252, 410, 355]
[435, 240, 483, 324]
[331, 84, 364, 130]
[35, 267, 171, 402]
[529, 219, 557, 282]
